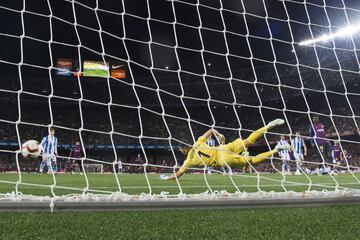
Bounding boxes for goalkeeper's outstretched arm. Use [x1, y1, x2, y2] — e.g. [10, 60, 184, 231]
[160, 169, 186, 180]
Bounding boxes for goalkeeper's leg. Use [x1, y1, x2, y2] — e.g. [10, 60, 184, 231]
[249, 144, 291, 165]
[225, 119, 285, 154]
[250, 150, 277, 165]
[246, 119, 285, 145]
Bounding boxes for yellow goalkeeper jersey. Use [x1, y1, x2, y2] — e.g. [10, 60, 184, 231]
[178, 136, 219, 174]
[178, 126, 273, 174]
[178, 137, 250, 174]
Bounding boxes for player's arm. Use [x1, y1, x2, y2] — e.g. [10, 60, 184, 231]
[160, 169, 185, 180]
[331, 149, 336, 163]
[54, 137, 58, 156]
[160, 160, 191, 180]
[207, 129, 225, 144]
[340, 151, 343, 162]
[213, 129, 225, 144]
[303, 140, 307, 156]
[309, 126, 315, 147]
[290, 140, 295, 152]
[68, 148, 73, 159]
[200, 129, 214, 140]
[286, 141, 292, 152]
[199, 129, 225, 144]
[40, 136, 46, 153]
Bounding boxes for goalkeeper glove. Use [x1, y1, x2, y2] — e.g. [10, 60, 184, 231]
[159, 174, 169, 180]
[241, 150, 249, 157]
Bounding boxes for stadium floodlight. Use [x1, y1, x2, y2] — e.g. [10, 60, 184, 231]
[299, 24, 360, 46]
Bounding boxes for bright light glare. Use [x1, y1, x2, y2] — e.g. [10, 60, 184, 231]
[299, 24, 360, 46]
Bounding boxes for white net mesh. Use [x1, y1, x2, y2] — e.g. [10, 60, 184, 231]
[1, 0, 360, 208]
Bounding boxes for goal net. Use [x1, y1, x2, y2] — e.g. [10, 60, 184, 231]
[0, 0, 360, 210]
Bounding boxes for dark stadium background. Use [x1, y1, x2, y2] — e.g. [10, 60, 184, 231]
[0, 0, 359, 172]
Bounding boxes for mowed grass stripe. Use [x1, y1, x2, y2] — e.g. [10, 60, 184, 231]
[0, 205, 360, 240]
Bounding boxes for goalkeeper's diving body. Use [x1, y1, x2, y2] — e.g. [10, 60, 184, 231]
[160, 119, 290, 180]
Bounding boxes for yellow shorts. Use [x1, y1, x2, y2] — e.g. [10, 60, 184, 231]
[222, 138, 247, 155]
[217, 151, 248, 168]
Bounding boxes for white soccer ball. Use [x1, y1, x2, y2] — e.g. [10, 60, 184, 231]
[21, 140, 41, 158]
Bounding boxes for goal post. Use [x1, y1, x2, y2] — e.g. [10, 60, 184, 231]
[0, 0, 360, 211]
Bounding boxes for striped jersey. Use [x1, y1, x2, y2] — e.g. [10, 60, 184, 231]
[278, 139, 290, 156]
[206, 138, 216, 147]
[291, 137, 305, 154]
[41, 135, 58, 155]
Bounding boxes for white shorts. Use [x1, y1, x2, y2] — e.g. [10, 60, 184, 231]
[293, 152, 304, 160]
[42, 154, 56, 162]
[280, 153, 290, 162]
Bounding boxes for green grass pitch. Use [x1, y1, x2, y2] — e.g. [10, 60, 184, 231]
[0, 173, 360, 239]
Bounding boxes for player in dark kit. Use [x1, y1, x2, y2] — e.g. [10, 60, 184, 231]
[331, 141, 342, 174]
[342, 149, 353, 171]
[309, 116, 332, 174]
[68, 141, 83, 174]
[331, 141, 342, 164]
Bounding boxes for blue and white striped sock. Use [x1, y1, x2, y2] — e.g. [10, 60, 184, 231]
[39, 161, 46, 173]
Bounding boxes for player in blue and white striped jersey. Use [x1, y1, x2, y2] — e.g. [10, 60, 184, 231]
[39, 127, 58, 173]
[206, 136, 216, 147]
[291, 130, 307, 175]
[278, 135, 291, 175]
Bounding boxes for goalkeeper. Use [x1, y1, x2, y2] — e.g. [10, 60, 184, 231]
[160, 119, 289, 180]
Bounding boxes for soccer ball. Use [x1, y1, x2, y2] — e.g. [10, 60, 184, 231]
[21, 140, 41, 158]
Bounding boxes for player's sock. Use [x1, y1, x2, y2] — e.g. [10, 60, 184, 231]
[282, 163, 286, 173]
[52, 162, 57, 173]
[247, 126, 267, 145]
[287, 163, 291, 173]
[47, 162, 53, 174]
[250, 149, 277, 165]
[296, 164, 301, 171]
[39, 161, 45, 173]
